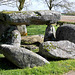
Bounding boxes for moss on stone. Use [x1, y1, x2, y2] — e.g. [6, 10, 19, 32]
[32, 48, 39, 53]
[34, 12, 41, 16]
[0, 10, 44, 15]
[0, 11, 27, 14]
[44, 42, 56, 52]
[21, 40, 32, 45]
[50, 42, 56, 49]
[44, 44, 50, 51]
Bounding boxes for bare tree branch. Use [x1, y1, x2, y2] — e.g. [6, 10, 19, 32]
[43, 0, 75, 12]
[0, 0, 31, 11]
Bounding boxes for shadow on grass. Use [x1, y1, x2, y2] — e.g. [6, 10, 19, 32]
[0, 57, 18, 70]
[37, 52, 68, 61]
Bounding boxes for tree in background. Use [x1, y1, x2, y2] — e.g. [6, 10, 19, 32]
[0, 0, 29, 36]
[18, 0, 25, 11]
[43, 0, 75, 12]
[0, 0, 31, 11]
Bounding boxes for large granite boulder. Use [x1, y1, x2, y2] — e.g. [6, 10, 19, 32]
[44, 25, 56, 42]
[0, 10, 61, 25]
[0, 44, 49, 68]
[56, 24, 75, 43]
[39, 41, 75, 59]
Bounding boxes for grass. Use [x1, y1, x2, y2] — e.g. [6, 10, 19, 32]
[0, 25, 75, 75]
[27, 24, 59, 35]
[0, 54, 75, 75]
[27, 25, 47, 35]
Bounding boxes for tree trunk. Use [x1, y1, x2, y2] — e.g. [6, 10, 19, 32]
[18, 0, 25, 11]
[49, 0, 52, 10]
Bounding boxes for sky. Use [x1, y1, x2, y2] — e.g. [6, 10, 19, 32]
[0, 0, 75, 12]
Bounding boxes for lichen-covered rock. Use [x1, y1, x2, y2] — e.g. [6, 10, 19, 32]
[0, 44, 49, 68]
[11, 30, 21, 47]
[56, 24, 75, 43]
[39, 41, 75, 59]
[0, 10, 61, 25]
[44, 25, 56, 42]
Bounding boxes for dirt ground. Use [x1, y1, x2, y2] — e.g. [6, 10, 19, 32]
[63, 71, 75, 75]
[60, 15, 75, 23]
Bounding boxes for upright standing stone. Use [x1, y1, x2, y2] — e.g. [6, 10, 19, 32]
[17, 25, 27, 36]
[44, 25, 56, 42]
[12, 30, 21, 47]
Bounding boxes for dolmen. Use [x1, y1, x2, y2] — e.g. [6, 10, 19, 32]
[0, 10, 61, 40]
[0, 10, 61, 68]
[0, 10, 75, 69]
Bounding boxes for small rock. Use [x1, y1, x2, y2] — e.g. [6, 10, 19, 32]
[39, 41, 75, 59]
[0, 44, 49, 68]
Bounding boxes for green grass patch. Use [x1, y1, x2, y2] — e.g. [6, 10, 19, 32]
[0, 54, 4, 58]
[32, 48, 39, 53]
[0, 55, 75, 75]
[27, 25, 47, 35]
[27, 25, 58, 35]
[0, 25, 75, 75]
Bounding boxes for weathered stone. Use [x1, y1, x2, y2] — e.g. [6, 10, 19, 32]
[39, 41, 75, 59]
[21, 35, 44, 44]
[0, 44, 49, 68]
[44, 25, 56, 42]
[11, 30, 21, 47]
[56, 24, 75, 43]
[0, 10, 61, 25]
[0, 26, 21, 47]
[21, 45, 39, 52]
[17, 25, 27, 36]
[0, 26, 18, 44]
